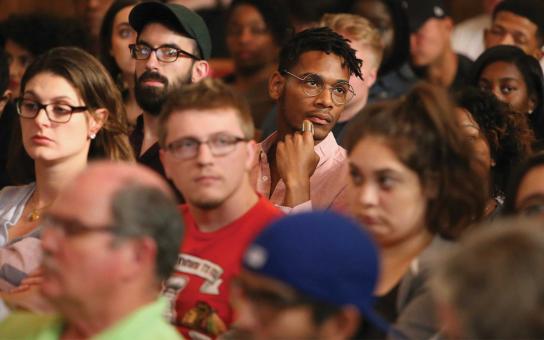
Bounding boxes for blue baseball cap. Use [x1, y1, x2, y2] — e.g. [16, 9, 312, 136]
[243, 211, 390, 332]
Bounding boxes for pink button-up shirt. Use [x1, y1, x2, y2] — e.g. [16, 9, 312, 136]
[250, 132, 349, 213]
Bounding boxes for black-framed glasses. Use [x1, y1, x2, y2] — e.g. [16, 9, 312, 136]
[41, 214, 118, 239]
[129, 43, 201, 62]
[16, 98, 88, 124]
[164, 133, 248, 160]
[282, 69, 355, 105]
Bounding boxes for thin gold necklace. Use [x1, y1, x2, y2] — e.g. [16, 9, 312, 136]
[26, 192, 52, 222]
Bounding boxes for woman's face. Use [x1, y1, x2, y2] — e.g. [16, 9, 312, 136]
[110, 5, 137, 76]
[19, 72, 99, 164]
[455, 108, 492, 177]
[347, 136, 429, 247]
[226, 4, 279, 73]
[352, 0, 394, 63]
[515, 165, 544, 218]
[6, 39, 34, 98]
[478, 61, 535, 114]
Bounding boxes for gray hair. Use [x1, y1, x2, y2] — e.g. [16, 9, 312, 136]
[110, 185, 184, 281]
[432, 218, 544, 338]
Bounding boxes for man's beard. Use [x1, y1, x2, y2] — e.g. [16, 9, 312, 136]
[135, 70, 191, 116]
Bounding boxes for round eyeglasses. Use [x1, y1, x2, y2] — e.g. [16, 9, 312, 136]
[164, 134, 248, 160]
[16, 98, 88, 124]
[282, 69, 355, 105]
[129, 43, 201, 62]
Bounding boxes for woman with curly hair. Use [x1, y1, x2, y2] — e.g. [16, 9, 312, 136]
[344, 83, 487, 339]
[455, 87, 534, 218]
[469, 45, 544, 146]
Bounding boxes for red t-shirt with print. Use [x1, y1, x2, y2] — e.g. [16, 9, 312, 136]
[163, 195, 282, 339]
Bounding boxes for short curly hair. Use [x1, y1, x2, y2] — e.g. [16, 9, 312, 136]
[455, 87, 534, 197]
[278, 27, 363, 80]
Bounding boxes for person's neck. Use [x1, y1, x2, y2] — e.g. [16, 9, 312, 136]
[375, 228, 433, 295]
[338, 98, 366, 123]
[123, 73, 141, 125]
[61, 288, 156, 339]
[33, 154, 88, 207]
[188, 179, 259, 233]
[426, 47, 458, 88]
[233, 64, 277, 92]
[141, 112, 160, 156]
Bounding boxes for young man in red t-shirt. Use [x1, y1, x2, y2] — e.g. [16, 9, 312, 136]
[159, 78, 282, 339]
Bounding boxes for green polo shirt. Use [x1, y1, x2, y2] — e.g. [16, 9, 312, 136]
[0, 298, 182, 339]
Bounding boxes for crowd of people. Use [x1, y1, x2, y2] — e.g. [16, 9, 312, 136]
[0, 0, 543, 339]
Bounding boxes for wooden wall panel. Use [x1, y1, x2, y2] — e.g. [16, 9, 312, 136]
[0, 0, 79, 20]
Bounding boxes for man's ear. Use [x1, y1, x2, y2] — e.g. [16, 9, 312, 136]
[365, 68, 378, 88]
[483, 28, 492, 49]
[244, 140, 258, 170]
[121, 236, 157, 281]
[160, 148, 176, 181]
[269, 71, 285, 101]
[533, 47, 543, 61]
[191, 60, 210, 83]
[318, 306, 361, 340]
[89, 108, 108, 137]
[443, 17, 454, 34]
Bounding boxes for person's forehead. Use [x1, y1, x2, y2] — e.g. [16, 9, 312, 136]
[239, 270, 298, 297]
[495, 11, 539, 35]
[166, 108, 245, 140]
[138, 22, 195, 48]
[50, 179, 113, 227]
[291, 50, 350, 80]
[481, 61, 523, 80]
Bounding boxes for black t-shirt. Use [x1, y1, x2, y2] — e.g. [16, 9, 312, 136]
[450, 53, 474, 93]
[355, 283, 400, 339]
[129, 114, 185, 203]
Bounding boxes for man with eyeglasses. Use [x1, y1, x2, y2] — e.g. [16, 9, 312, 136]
[252, 27, 362, 213]
[128, 1, 211, 202]
[158, 78, 282, 338]
[0, 161, 184, 339]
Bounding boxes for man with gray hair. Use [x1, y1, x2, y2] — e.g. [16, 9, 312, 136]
[432, 218, 544, 338]
[0, 161, 184, 339]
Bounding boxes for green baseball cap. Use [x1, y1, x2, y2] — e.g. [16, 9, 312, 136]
[129, 1, 212, 60]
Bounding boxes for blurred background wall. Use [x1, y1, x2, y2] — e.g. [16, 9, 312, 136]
[0, 0, 484, 23]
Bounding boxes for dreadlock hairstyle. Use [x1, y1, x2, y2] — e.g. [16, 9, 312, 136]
[278, 26, 363, 80]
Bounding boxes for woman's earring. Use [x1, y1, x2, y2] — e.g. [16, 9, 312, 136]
[90, 133, 96, 140]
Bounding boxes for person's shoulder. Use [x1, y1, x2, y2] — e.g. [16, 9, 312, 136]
[0, 311, 60, 339]
[0, 183, 35, 211]
[0, 183, 35, 198]
[253, 196, 284, 219]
